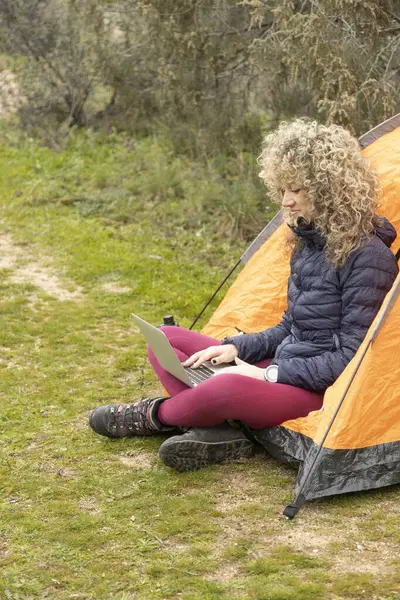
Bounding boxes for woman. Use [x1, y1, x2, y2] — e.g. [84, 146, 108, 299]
[89, 119, 398, 471]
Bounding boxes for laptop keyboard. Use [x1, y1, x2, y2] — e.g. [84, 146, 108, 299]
[184, 364, 215, 386]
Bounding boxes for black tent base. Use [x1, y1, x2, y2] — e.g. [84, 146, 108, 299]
[254, 426, 400, 517]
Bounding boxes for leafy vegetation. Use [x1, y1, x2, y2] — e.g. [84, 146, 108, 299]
[0, 0, 399, 150]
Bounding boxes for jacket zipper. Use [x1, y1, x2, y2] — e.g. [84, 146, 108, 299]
[290, 251, 309, 333]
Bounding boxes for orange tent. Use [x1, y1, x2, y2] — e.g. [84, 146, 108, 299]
[202, 114, 400, 517]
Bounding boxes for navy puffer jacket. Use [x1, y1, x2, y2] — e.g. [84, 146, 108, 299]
[224, 217, 398, 394]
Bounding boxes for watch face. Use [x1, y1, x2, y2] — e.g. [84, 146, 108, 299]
[267, 365, 278, 382]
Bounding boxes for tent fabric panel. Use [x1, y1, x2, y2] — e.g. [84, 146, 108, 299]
[275, 410, 321, 443]
[320, 285, 400, 449]
[240, 209, 283, 265]
[292, 440, 400, 501]
[202, 225, 290, 340]
[363, 126, 400, 256]
[359, 113, 400, 149]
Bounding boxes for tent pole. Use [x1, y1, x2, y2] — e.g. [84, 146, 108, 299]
[283, 339, 371, 519]
[283, 275, 400, 519]
[189, 258, 242, 330]
[188, 210, 283, 331]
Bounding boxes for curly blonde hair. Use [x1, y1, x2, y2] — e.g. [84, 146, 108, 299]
[258, 118, 382, 268]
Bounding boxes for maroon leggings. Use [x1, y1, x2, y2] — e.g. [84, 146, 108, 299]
[148, 327, 323, 430]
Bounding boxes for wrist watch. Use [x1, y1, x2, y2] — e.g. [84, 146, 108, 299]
[264, 364, 279, 383]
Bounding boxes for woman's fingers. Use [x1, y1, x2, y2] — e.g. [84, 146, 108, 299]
[211, 352, 229, 365]
[182, 350, 204, 367]
[183, 344, 239, 369]
[192, 349, 218, 368]
[183, 348, 217, 367]
[211, 344, 239, 365]
[183, 346, 233, 369]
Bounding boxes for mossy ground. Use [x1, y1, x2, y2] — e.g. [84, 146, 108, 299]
[0, 130, 399, 600]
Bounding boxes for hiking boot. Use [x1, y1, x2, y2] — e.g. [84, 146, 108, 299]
[158, 424, 255, 472]
[89, 396, 174, 438]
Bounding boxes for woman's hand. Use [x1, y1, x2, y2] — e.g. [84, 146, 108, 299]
[216, 357, 265, 381]
[183, 344, 238, 368]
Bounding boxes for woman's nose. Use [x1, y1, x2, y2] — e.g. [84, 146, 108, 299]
[282, 191, 295, 207]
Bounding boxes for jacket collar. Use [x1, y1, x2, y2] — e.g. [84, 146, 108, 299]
[288, 217, 326, 249]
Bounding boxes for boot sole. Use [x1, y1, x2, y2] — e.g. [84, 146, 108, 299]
[159, 437, 254, 472]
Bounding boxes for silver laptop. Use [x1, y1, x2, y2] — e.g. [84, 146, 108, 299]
[131, 314, 227, 387]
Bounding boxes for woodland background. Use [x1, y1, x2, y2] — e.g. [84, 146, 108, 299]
[1, 0, 399, 242]
[1, 0, 399, 150]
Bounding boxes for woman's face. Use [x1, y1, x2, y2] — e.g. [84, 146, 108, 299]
[281, 184, 313, 224]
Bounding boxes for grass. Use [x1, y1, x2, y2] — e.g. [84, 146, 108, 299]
[0, 128, 399, 600]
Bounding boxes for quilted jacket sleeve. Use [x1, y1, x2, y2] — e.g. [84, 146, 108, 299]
[222, 310, 292, 363]
[276, 244, 399, 394]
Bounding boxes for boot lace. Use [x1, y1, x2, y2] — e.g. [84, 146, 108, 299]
[108, 400, 155, 436]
